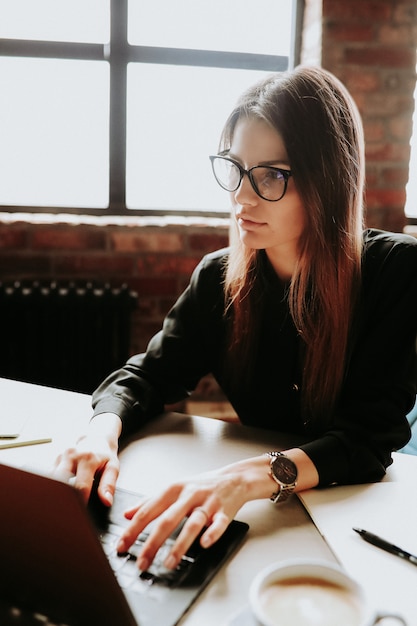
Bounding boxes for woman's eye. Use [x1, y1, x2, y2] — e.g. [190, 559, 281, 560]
[267, 169, 284, 181]
[259, 168, 284, 186]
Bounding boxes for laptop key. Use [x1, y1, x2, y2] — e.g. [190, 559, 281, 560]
[98, 509, 217, 589]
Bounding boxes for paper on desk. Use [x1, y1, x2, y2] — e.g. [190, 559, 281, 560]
[0, 412, 27, 438]
[298, 482, 417, 626]
[0, 406, 52, 448]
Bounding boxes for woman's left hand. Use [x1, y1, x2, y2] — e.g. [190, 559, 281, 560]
[116, 455, 272, 571]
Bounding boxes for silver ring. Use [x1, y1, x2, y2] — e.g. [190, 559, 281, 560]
[194, 507, 210, 523]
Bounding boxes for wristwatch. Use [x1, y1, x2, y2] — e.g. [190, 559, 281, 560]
[267, 452, 298, 503]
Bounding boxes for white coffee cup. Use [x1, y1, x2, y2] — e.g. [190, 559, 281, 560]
[249, 559, 406, 626]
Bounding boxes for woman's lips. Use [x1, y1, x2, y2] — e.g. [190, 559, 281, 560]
[237, 216, 266, 230]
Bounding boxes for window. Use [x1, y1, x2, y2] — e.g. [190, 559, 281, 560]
[0, 0, 301, 216]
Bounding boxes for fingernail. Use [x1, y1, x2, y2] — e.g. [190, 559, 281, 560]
[200, 535, 211, 548]
[117, 538, 126, 554]
[105, 490, 113, 505]
[137, 557, 149, 572]
[164, 555, 177, 570]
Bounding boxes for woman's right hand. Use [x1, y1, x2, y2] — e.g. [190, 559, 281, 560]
[52, 412, 122, 505]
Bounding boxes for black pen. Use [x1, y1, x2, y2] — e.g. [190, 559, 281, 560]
[353, 527, 417, 566]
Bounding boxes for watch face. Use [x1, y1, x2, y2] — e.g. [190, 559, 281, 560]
[272, 455, 298, 484]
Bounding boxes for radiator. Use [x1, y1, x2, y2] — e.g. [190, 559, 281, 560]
[0, 281, 137, 394]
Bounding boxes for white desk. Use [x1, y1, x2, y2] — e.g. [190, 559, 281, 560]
[0, 377, 415, 625]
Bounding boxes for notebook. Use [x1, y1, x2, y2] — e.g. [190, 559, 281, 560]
[0, 462, 249, 626]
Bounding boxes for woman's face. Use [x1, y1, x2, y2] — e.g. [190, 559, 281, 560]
[229, 116, 306, 278]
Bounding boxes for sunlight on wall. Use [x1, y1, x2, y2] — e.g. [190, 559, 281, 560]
[405, 68, 417, 218]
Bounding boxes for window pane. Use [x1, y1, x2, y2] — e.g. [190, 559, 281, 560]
[126, 64, 270, 211]
[0, 0, 110, 43]
[128, 0, 294, 56]
[0, 57, 109, 208]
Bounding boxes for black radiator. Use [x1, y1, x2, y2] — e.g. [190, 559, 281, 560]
[0, 281, 137, 394]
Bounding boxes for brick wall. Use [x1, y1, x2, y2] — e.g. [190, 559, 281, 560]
[317, 0, 417, 231]
[0, 215, 229, 358]
[0, 0, 416, 401]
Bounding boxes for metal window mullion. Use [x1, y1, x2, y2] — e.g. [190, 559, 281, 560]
[127, 45, 289, 72]
[108, 60, 127, 210]
[0, 38, 103, 61]
[108, 0, 128, 210]
[290, 0, 305, 68]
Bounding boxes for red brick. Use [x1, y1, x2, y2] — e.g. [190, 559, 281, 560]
[323, 0, 392, 22]
[388, 115, 414, 141]
[383, 73, 417, 94]
[111, 231, 183, 253]
[134, 277, 178, 297]
[137, 298, 162, 319]
[363, 120, 385, 142]
[386, 212, 407, 232]
[366, 206, 406, 232]
[394, 3, 417, 26]
[189, 233, 229, 252]
[136, 255, 200, 276]
[54, 255, 134, 275]
[365, 167, 378, 186]
[323, 0, 392, 21]
[344, 69, 381, 93]
[352, 87, 414, 118]
[366, 188, 407, 208]
[379, 24, 416, 46]
[381, 167, 411, 186]
[363, 94, 413, 117]
[345, 47, 416, 68]
[0, 254, 51, 273]
[32, 228, 106, 250]
[0, 228, 27, 248]
[326, 23, 375, 43]
[365, 142, 411, 162]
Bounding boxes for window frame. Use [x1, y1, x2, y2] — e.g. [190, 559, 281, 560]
[0, 0, 304, 217]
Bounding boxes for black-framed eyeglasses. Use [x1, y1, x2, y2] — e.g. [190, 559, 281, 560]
[209, 154, 292, 202]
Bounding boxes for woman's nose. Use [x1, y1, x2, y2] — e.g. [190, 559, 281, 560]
[233, 172, 257, 204]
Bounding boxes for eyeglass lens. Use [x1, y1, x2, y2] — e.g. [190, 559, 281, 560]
[211, 157, 287, 201]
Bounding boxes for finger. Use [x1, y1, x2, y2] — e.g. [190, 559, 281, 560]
[71, 461, 101, 502]
[97, 462, 120, 506]
[134, 506, 189, 571]
[123, 497, 148, 520]
[199, 510, 231, 548]
[117, 488, 183, 555]
[52, 447, 98, 500]
[161, 508, 213, 570]
[52, 449, 78, 480]
[124, 493, 195, 570]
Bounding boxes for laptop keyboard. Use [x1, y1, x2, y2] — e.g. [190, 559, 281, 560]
[100, 521, 198, 593]
[87, 483, 205, 591]
[0, 523, 200, 626]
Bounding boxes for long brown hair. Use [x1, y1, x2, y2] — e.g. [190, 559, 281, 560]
[221, 66, 365, 427]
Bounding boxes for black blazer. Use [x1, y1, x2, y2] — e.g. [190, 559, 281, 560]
[92, 229, 417, 487]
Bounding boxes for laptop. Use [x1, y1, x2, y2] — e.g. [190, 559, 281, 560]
[0, 463, 249, 626]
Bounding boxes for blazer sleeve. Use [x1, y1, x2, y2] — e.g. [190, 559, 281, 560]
[91, 251, 227, 433]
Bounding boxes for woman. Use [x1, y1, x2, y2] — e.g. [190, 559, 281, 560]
[54, 66, 417, 573]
